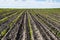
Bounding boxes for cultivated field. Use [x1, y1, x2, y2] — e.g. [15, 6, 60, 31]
[0, 9, 60, 40]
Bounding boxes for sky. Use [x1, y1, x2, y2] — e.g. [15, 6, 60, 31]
[0, 0, 60, 8]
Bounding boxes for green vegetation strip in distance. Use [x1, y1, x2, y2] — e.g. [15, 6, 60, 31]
[34, 9, 60, 23]
[0, 10, 12, 15]
[1, 10, 21, 17]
